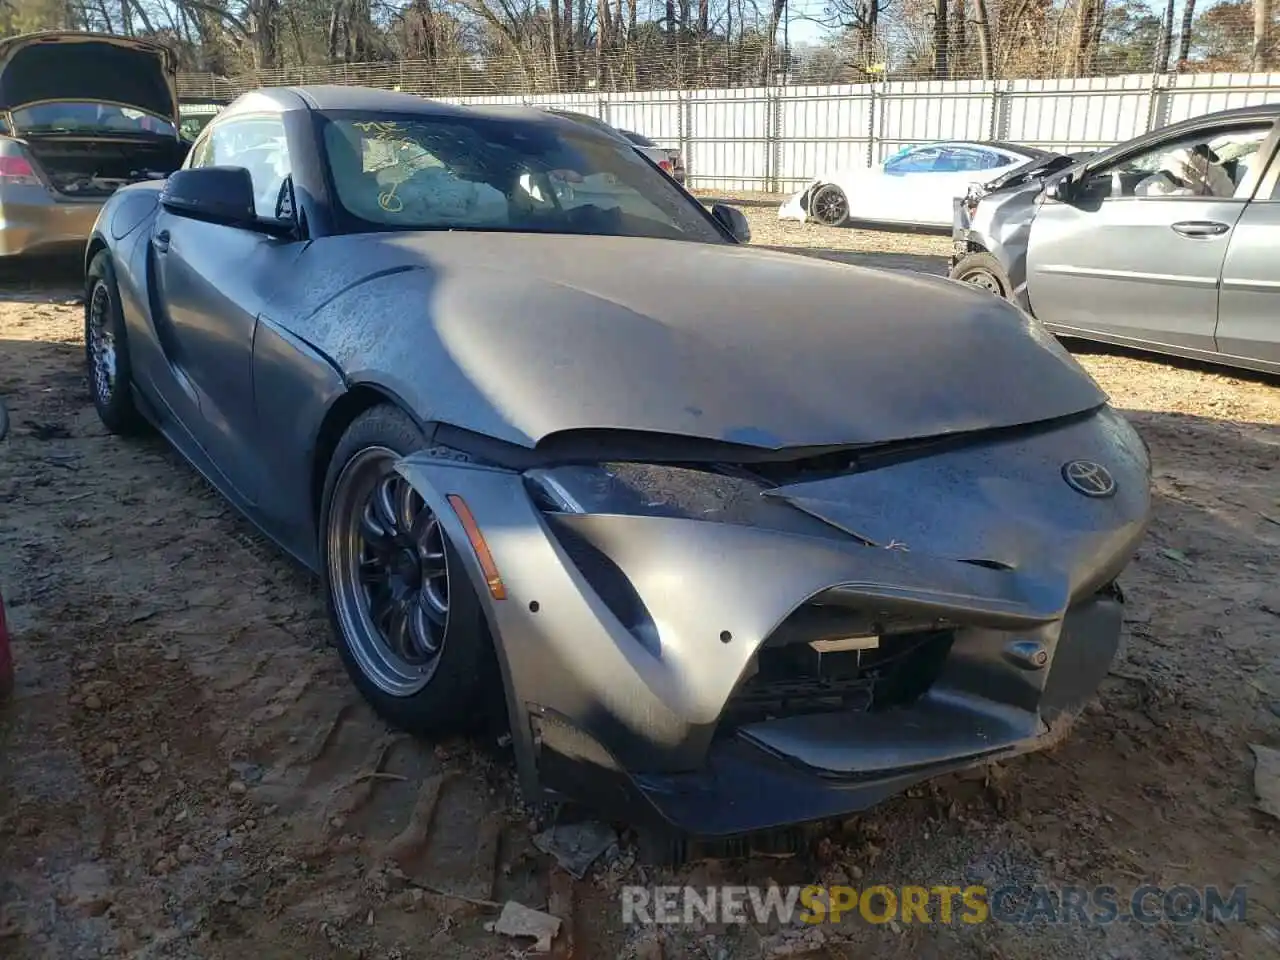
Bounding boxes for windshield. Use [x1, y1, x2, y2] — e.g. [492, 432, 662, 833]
[12, 101, 176, 136]
[319, 111, 726, 242]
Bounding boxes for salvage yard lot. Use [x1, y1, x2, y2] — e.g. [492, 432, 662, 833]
[1, 212, 1279, 960]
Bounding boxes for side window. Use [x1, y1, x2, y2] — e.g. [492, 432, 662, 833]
[934, 147, 1001, 173]
[1080, 125, 1271, 201]
[885, 146, 942, 173]
[188, 116, 293, 219]
[185, 129, 215, 169]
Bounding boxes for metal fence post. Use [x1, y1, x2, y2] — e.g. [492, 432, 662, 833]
[1145, 71, 1175, 134]
[684, 93, 695, 187]
[762, 87, 775, 193]
[1144, 72, 1163, 133]
[867, 79, 883, 167]
[677, 89, 689, 187]
[988, 81, 1000, 140]
[770, 85, 783, 193]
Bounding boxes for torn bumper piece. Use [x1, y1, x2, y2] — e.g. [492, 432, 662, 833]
[393, 417, 1148, 837]
[778, 181, 816, 222]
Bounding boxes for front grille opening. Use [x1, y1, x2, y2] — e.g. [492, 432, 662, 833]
[720, 606, 955, 730]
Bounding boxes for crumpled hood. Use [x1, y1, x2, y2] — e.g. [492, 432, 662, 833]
[288, 231, 1108, 451]
[0, 32, 177, 122]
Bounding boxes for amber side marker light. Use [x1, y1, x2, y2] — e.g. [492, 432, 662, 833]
[447, 494, 507, 600]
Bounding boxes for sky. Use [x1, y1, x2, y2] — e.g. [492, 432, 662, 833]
[781, 0, 833, 46]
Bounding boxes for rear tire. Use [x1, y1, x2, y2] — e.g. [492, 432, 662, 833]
[85, 250, 149, 436]
[809, 183, 850, 227]
[319, 404, 496, 737]
[950, 251, 1013, 301]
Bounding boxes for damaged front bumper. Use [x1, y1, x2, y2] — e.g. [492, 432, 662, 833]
[778, 181, 817, 223]
[395, 406, 1151, 837]
[951, 183, 985, 268]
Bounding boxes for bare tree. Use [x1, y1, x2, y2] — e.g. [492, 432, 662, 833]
[1154, 0, 1175, 71]
[971, 0, 993, 78]
[760, 0, 786, 82]
[1071, 0, 1105, 76]
[1176, 0, 1196, 69]
[826, 0, 890, 69]
[932, 0, 948, 77]
[1254, 0, 1273, 70]
[951, 0, 965, 72]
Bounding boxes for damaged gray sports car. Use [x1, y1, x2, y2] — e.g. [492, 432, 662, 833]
[84, 85, 1153, 839]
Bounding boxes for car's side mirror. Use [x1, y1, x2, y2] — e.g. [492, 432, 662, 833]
[161, 166, 260, 229]
[161, 166, 256, 226]
[711, 202, 751, 243]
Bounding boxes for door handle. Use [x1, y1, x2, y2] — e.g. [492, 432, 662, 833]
[153, 229, 170, 253]
[1171, 220, 1229, 238]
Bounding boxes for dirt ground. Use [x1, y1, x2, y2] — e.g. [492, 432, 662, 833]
[2, 215, 1279, 960]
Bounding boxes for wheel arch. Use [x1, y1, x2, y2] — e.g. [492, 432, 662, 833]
[310, 383, 418, 532]
[85, 233, 109, 276]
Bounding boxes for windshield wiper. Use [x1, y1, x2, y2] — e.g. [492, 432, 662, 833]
[19, 125, 173, 138]
[16, 125, 80, 134]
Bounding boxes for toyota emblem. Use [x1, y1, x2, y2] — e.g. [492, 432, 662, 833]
[1062, 460, 1117, 498]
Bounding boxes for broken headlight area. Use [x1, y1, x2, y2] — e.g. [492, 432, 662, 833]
[962, 182, 987, 216]
[523, 461, 848, 539]
[521, 461, 859, 652]
[523, 461, 956, 730]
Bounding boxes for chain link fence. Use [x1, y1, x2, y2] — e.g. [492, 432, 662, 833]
[175, 7, 1280, 102]
[175, 28, 1280, 193]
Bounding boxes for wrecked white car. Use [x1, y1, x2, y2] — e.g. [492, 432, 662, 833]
[780, 141, 1050, 229]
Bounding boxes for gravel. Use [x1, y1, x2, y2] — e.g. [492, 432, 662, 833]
[693, 189, 955, 259]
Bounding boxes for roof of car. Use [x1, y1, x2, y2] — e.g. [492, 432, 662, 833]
[1169, 102, 1280, 121]
[893, 140, 1051, 159]
[938, 140, 1052, 157]
[219, 85, 606, 131]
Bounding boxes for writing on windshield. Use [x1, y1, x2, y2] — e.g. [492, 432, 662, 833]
[320, 111, 723, 242]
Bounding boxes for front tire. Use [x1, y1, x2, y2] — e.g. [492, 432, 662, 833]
[809, 183, 850, 227]
[85, 250, 148, 435]
[319, 404, 495, 737]
[950, 251, 1013, 301]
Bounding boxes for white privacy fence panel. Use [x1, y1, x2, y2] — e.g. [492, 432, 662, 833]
[1161, 72, 1280, 122]
[686, 87, 772, 187]
[441, 72, 1280, 192]
[777, 86, 875, 186]
[873, 79, 997, 160]
[1001, 75, 1154, 153]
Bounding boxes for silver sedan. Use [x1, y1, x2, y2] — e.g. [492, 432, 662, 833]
[0, 31, 188, 258]
[951, 104, 1280, 376]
